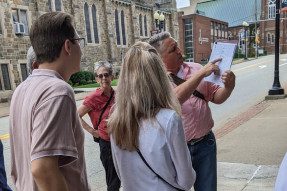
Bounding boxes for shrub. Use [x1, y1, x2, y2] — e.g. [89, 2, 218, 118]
[69, 71, 95, 86]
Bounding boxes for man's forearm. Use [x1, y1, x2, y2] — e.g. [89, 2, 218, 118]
[174, 71, 205, 104]
[212, 87, 234, 104]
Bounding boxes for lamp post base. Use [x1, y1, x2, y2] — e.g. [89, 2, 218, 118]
[268, 87, 285, 95]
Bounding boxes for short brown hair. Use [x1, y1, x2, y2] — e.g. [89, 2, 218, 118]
[29, 12, 76, 63]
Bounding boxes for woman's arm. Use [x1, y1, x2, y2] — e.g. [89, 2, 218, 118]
[167, 113, 196, 190]
[77, 105, 99, 138]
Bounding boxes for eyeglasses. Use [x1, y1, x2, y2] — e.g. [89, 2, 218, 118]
[97, 73, 110, 79]
[71, 37, 86, 49]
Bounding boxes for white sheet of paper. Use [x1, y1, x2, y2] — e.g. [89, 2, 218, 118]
[205, 42, 237, 87]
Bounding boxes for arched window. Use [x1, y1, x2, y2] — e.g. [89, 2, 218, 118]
[144, 15, 147, 36]
[115, 9, 121, 45]
[55, 0, 62, 11]
[84, 3, 92, 43]
[121, 10, 126, 45]
[92, 5, 99, 43]
[139, 14, 143, 36]
[271, 34, 275, 44]
[48, 0, 52, 11]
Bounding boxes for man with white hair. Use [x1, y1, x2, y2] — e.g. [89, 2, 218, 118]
[149, 32, 236, 191]
[27, 46, 39, 73]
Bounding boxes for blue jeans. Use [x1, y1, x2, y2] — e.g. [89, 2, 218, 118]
[187, 131, 217, 191]
[0, 140, 12, 191]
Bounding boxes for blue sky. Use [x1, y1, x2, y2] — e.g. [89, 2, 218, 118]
[176, 0, 190, 8]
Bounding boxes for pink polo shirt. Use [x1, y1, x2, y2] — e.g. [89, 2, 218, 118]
[177, 62, 220, 141]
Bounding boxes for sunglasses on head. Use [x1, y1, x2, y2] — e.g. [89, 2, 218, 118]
[97, 73, 110, 79]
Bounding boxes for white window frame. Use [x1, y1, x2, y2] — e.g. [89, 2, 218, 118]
[17, 60, 29, 82]
[267, 33, 271, 43]
[116, 9, 128, 47]
[268, 0, 276, 19]
[184, 18, 194, 61]
[0, 6, 4, 37]
[0, 61, 14, 91]
[139, 14, 143, 37]
[83, 3, 101, 46]
[271, 34, 275, 44]
[143, 15, 148, 37]
[11, 7, 30, 36]
[50, 0, 63, 12]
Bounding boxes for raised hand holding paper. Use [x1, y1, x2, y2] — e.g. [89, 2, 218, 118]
[205, 42, 237, 87]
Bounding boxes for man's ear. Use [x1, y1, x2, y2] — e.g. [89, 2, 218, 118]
[63, 39, 72, 56]
[31, 61, 39, 70]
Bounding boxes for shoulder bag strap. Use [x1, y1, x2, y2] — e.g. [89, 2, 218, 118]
[136, 149, 185, 191]
[169, 73, 206, 101]
[95, 90, 114, 130]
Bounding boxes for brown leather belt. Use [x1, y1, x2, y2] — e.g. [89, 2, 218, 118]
[187, 131, 211, 146]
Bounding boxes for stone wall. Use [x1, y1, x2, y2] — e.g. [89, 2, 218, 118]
[0, 0, 178, 101]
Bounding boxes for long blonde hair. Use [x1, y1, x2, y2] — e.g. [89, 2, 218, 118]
[108, 41, 181, 151]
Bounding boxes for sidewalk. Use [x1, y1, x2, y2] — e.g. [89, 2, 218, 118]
[214, 97, 287, 190]
[1, 88, 287, 190]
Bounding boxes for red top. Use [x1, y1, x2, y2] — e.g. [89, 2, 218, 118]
[83, 88, 115, 141]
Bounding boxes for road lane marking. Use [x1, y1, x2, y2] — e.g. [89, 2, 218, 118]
[280, 63, 287, 67]
[259, 65, 267, 69]
[0, 134, 10, 140]
[233, 65, 256, 72]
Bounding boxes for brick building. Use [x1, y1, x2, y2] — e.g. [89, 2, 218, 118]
[179, 0, 287, 62]
[0, 0, 178, 102]
[178, 13, 228, 63]
[260, 0, 287, 54]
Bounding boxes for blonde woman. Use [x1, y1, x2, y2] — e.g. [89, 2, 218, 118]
[108, 42, 196, 191]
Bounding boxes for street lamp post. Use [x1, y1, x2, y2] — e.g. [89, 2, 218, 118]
[153, 11, 160, 32]
[268, 0, 285, 96]
[242, 21, 249, 60]
[159, 13, 165, 32]
[153, 11, 165, 33]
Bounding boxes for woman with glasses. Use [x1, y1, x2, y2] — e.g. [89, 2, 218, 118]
[108, 42, 196, 191]
[78, 61, 121, 191]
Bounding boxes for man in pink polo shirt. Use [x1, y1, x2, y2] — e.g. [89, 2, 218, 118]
[10, 12, 90, 191]
[149, 32, 235, 191]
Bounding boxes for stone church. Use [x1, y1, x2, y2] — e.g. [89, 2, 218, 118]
[0, 0, 178, 102]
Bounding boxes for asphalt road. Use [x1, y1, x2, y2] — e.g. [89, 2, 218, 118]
[0, 54, 287, 190]
[211, 54, 287, 128]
